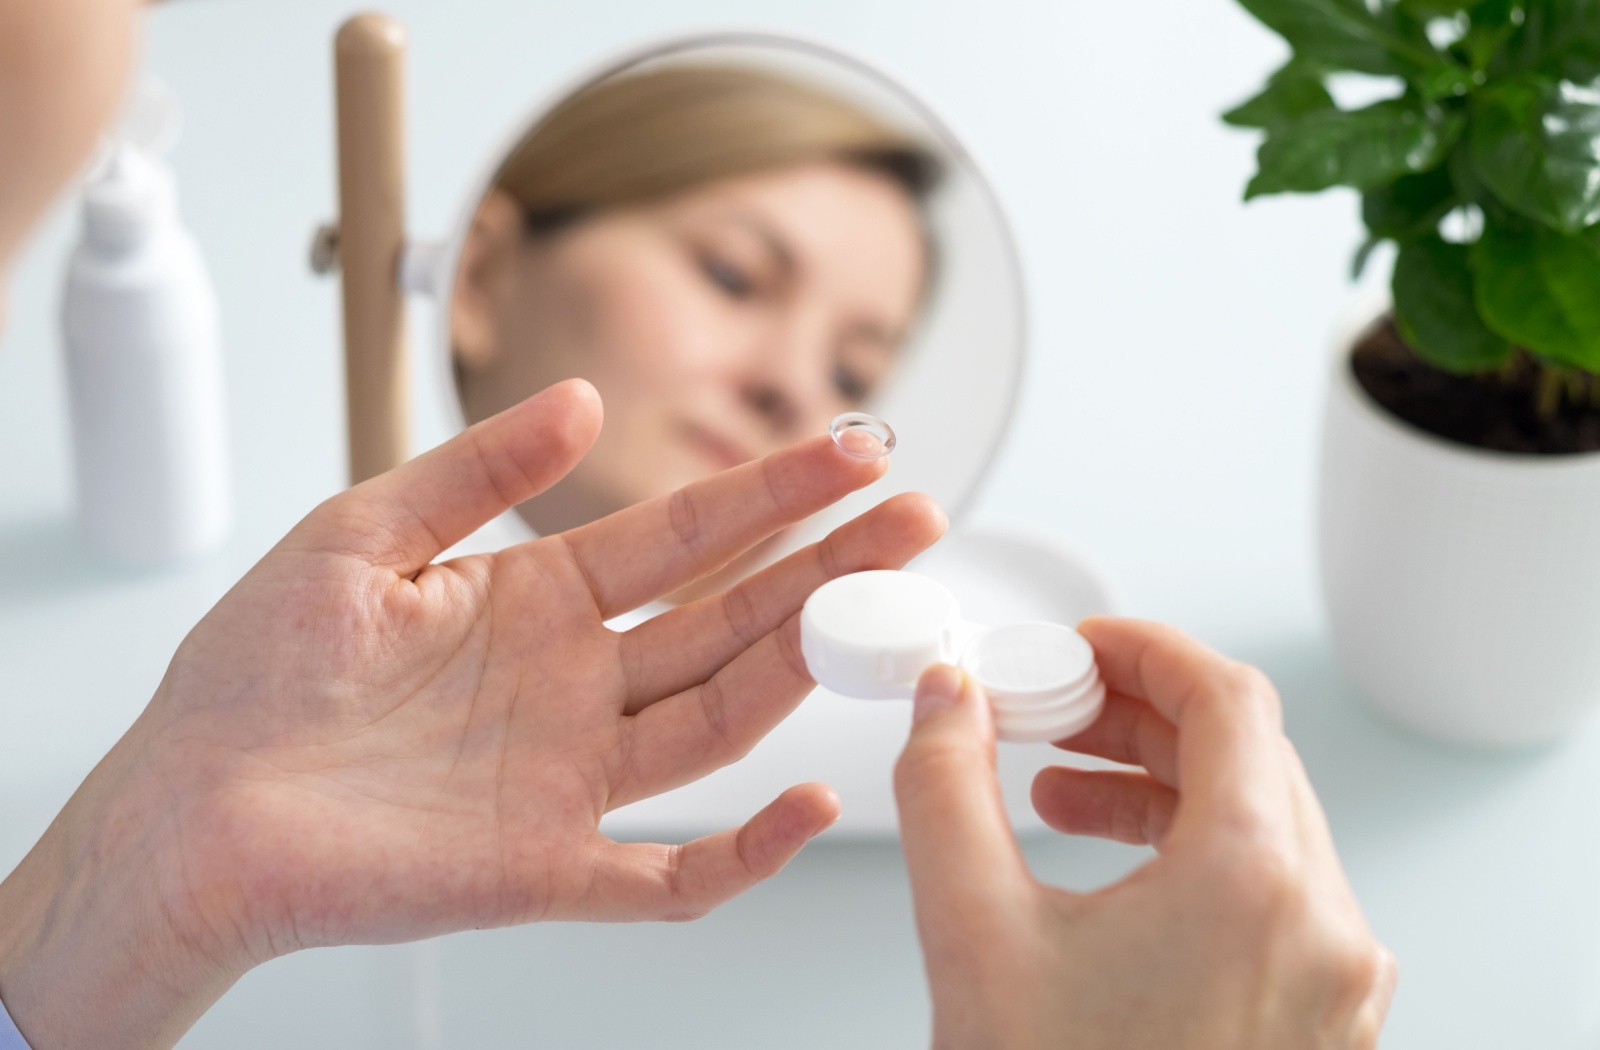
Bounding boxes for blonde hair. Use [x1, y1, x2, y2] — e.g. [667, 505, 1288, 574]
[494, 64, 942, 232]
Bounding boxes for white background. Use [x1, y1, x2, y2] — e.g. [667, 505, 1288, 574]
[3, 1, 1598, 1046]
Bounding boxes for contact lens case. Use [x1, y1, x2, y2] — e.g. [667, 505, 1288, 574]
[801, 570, 1106, 744]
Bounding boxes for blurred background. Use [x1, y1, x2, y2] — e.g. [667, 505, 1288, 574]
[2, 1, 1596, 1046]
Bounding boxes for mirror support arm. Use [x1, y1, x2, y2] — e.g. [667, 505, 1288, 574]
[334, 12, 409, 485]
[399, 239, 446, 298]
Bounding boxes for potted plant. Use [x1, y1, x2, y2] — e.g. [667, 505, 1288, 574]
[1226, 0, 1600, 746]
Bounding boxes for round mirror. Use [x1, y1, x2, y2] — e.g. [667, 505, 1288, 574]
[433, 32, 1024, 596]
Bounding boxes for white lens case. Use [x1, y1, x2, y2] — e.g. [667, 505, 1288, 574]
[801, 570, 1106, 743]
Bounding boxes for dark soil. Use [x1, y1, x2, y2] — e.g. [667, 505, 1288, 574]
[1350, 318, 1600, 455]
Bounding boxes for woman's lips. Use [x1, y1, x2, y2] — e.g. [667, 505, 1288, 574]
[679, 421, 758, 472]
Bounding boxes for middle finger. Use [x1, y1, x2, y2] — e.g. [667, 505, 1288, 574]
[617, 492, 946, 712]
[1052, 689, 1181, 790]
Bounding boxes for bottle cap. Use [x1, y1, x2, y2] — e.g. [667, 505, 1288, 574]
[83, 144, 177, 252]
[801, 571, 1105, 742]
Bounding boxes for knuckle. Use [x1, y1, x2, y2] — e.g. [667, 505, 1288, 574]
[1351, 945, 1399, 1047]
[816, 530, 846, 581]
[1363, 941, 1398, 1001]
[660, 844, 711, 922]
[719, 582, 762, 648]
[1328, 941, 1384, 1005]
[467, 426, 536, 512]
[1247, 849, 1300, 907]
[1110, 702, 1146, 763]
[607, 715, 642, 789]
[1377, 942, 1399, 993]
[695, 677, 745, 763]
[774, 621, 811, 683]
[1350, 1019, 1382, 1050]
[1227, 661, 1280, 712]
[667, 486, 704, 553]
[1311, 938, 1393, 1039]
[1107, 795, 1150, 846]
[1211, 835, 1304, 924]
[761, 453, 799, 514]
[670, 897, 714, 922]
[1186, 660, 1283, 732]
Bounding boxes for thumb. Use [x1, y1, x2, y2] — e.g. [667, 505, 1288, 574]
[894, 665, 1029, 920]
[292, 379, 603, 576]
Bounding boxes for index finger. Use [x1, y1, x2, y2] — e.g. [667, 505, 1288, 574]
[1076, 618, 1293, 843]
[562, 435, 887, 619]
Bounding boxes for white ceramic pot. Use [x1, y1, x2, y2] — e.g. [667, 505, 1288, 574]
[1319, 354, 1600, 747]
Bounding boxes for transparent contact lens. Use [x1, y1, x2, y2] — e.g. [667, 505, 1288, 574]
[829, 412, 896, 460]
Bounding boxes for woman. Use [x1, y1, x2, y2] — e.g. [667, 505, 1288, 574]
[0, 4, 1394, 1048]
[450, 65, 940, 538]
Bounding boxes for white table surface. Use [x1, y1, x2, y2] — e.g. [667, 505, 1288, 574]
[3, 1, 1598, 1046]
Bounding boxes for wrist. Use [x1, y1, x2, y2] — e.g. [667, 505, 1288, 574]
[0, 726, 250, 1049]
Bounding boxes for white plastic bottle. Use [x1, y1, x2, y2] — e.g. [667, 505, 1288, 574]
[61, 144, 230, 566]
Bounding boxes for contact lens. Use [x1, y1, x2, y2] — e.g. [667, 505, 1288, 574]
[829, 412, 896, 460]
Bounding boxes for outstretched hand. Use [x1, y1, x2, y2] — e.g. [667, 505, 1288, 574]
[0, 379, 946, 1049]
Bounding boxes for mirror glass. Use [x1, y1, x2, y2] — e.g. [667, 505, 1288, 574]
[442, 34, 1024, 593]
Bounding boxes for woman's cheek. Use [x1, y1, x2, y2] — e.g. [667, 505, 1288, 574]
[600, 258, 731, 397]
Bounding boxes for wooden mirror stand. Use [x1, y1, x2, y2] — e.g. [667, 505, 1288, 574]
[332, 12, 409, 485]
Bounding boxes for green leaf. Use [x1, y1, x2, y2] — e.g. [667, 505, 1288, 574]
[1247, 98, 1466, 197]
[1500, 0, 1600, 80]
[1396, 0, 1482, 12]
[1235, 0, 1431, 75]
[1393, 236, 1515, 371]
[1469, 74, 1600, 231]
[1446, 137, 1497, 204]
[1224, 60, 1336, 127]
[1363, 165, 1462, 237]
[1453, 0, 1525, 72]
[1415, 63, 1482, 99]
[1389, 4, 1484, 96]
[1473, 219, 1600, 368]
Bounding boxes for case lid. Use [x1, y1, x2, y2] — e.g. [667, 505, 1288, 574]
[799, 570, 961, 700]
[801, 571, 1106, 744]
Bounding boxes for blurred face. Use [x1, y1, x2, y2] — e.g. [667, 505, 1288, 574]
[453, 160, 928, 536]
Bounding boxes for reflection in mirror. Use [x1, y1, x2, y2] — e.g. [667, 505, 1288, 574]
[444, 39, 1024, 599]
[453, 64, 939, 530]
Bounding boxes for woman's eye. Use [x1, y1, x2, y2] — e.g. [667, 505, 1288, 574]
[833, 365, 870, 402]
[701, 256, 754, 299]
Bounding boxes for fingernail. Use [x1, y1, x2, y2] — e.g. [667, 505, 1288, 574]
[913, 664, 965, 724]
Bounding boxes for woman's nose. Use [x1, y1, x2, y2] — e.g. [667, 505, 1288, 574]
[741, 381, 798, 432]
[738, 314, 831, 435]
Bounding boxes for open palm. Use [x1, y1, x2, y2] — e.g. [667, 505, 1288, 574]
[130, 380, 944, 967]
